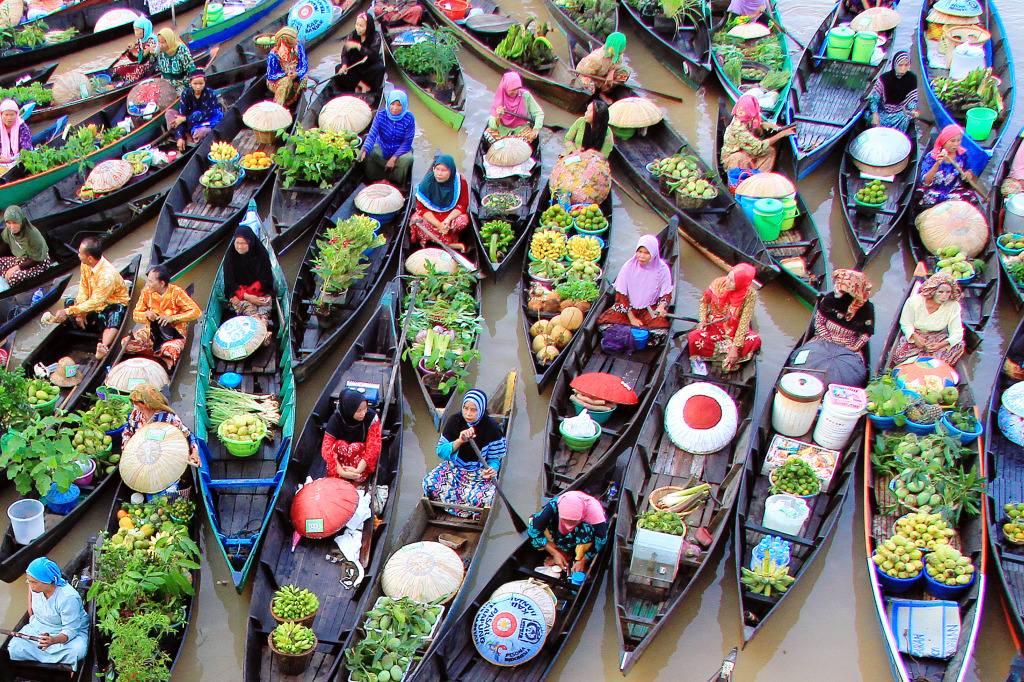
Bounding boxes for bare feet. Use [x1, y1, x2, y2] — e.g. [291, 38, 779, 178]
[95, 342, 109, 360]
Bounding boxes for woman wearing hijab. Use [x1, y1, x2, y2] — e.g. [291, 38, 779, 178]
[7, 557, 88, 668]
[0, 98, 31, 168]
[485, 72, 544, 144]
[920, 124, 979, 206]
[550, 100, 613, 205]
[890, 273, 965, 367]
[527, 491, 608, 574]
[113, 16, 158, 83]
[597, 234, 673, 342]
[322, 388, 381, 484]
[813, 269, 875, 352]
[335, 12, 385, 93]
[410, 154, 469, 249]
[424, 389, 507, 518]
[575, 32, 631, 100]
[170, 69, 223, 152]
[688, 263, 761, 371]
[0, 205, 51, 285]
[156, 28, 196, 91]
[721, 93, 795, 172]
[867, 51, 919, 132]
[223, 226, 275, 327]
[267, 26, 309, 107]
[1002, 142, 1024, 197]
[727, 0, 768, 19]
[358, 90, 416, 184]
[24, 0, 67, 22]
[122, 383, 201, 467]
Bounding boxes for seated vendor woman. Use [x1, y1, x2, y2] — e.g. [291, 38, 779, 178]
[8, 558, 88, 669]
[721, 94, 795, 172]
[597, 234, 673, 343]
[170, 70, 223, 152]
[335, 12, 385, 93]
[920, 124, 979, 207]
[485, 72, 544, 144]
[527, 491, 608, 575]
[813, 269, 874, 353]
[688, 263, 762, 372]
[889, 273, 965, 368]
[728, 0, 768, 19]
[112, 16, 158, 83]
[49, 238, 129, 360]
[266, 27, 308, 107]
[357, 90, 416, 185]
[410, 154, 469, 250]
[0, 205, 52, 286]
[867, 51, 919, 132]
[123, 383, 201, 468]
[0, 98, 32, 168]
[223, 227, 275, 328]
[423, 389, 507, 518]
[156, 29, 195, 91]
[322, 389, 382, 485]
[575, 32, 631, 101]
[121, 265, 201, 370]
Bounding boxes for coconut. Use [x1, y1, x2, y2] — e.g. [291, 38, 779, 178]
[608, 97, 663, 129]
[537, 345, 559, 364]
[549, 314, 563, 329]
[318, 95, 373, 134]
[486, 137, 533, 166]
[52, 71, 90, 106]
[542, 291, 561, 313]
[550, 325, 572, 348]
[560, 306, 584, 331]
[355, 182, 405, 215]
[728, 22, 770, 39]
[530, 320, 553, 337]
[915, 200, 989, 258]
[735, 172, 796, 199]
[532, 334, 551, 353]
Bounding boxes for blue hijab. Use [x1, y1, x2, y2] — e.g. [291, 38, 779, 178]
[416, 154, 461, 213]
[385, 90, 409, 122]
[27, 557, 66, 586]
[133, 16, 155, 45]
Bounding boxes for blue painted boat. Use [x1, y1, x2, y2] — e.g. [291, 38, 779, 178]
[918, 0, 1015, 175]
[182, 0, 289, 51]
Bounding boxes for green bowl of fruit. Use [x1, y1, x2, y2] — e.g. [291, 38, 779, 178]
[26, 378, 60, 415]
[769, 459, 821, 499]
[999, 233, 1024, 256]
[1004, 514, 1024, 546]
[854, 179, 888, 213]
[217, 414, 267, 457]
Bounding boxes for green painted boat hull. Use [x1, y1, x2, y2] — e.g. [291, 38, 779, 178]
[184, 0, 288, 51]
[401, 71, 465, 131]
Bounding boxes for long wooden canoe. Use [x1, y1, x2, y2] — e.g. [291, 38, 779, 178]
[990, 126, 1024, 309]
[193, 223, 295, 591]
[617, 0, 713, 89]
[0, 274, 70, 347]
[707, 648, 739, 682]
[381, 17, 466, 130]
[540, 0, 618, 57]
[181, 0, 288, 51]
[243, 281, 404, 682]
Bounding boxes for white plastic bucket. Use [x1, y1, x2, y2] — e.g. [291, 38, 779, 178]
[762, 494, 810, 536]
[772, 372, 824, 437]
[1005, 193, 1024, 235]
[813, 384, 868, 449]
[8, 498, 45, 545]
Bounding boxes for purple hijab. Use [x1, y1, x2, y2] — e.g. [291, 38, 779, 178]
[612, 234, 673, 309]
[728, 0, 767, 16]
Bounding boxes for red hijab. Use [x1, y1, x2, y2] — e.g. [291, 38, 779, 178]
[931, 124, 966, 160]
[709, 263, 756, 309]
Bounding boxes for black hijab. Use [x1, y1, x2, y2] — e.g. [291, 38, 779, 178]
[818, 292, 875, 335]
[581, 100, 610, 153]
[879, 51, 917, 107]
[325, 389, 378, 443]
[441, 389, 503, 466]
[223, 226, 274, 299]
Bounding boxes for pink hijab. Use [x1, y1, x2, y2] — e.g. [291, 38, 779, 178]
[491, 71, 528, 129]
[556, 491, 606, 534]
[612, 233, 673, 309]
[732, 93, 763, 128]
[931, 124, 966, 160]
[0, 99, 22, 160]
[1011, 140, 1024, 180]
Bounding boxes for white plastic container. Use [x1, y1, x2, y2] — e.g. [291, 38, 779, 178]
[772, 372, 825, 437]
[814, 384, 868, 449]
[1005, 193, 1024, 235]
[8, 498, 45, 545]
[949, 43, 987, 80]
[762, 494, 810, 536]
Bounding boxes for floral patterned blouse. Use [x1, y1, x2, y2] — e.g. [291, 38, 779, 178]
[157, 45, 196, 91]
[721, 118, 770, 160]
[699, 288, 757, 348]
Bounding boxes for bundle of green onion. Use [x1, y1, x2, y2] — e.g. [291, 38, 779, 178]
[206, 386, 281, 428]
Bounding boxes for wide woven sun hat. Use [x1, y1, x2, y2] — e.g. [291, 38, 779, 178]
[608, 97, 663, 129]
[381, 541, 465, 603]
[120, 422, 190, 494]
[319, 95, 373, 134]
[851, 7, 902, 32]
[473, 593, 548, 667]
[664, 382, 739, 454]
[106, 357, 170, 392]
[212, 315, 268, 361]
[486, 137, 533, 166]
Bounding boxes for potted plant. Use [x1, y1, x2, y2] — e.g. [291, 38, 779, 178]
[426, 346, 481, 396]
[0, 414, 88, 496]
[393, 28, 461, 93]
[311, 214, 387, 320]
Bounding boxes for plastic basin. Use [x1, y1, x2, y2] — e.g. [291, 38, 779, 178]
[559, 420, 600, 451]
[939, 411, 983, 444]
[876, 564, 920, 594]
[923, 570, 974, 600]
[572, 401, 615, 424]
[965, 107, 997, 141]
[217, 419, 266, 457]
[904, 416, 937, 436]
[867, 412, 899, 430]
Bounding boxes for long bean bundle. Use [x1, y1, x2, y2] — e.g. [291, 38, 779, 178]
[206, 386, 281, 428]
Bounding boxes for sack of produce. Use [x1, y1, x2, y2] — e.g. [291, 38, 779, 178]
[549, 149, 610, 205]
[915, 200, 989, 258]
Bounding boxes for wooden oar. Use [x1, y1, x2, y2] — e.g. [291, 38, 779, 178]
[771, 18, 808, 53]
[565, 69, 684, 104]
[411, 221, 481, 276]
[0, 628, 42, 642]
[468, 439, 528, 533]
[943, 154, 986, 194]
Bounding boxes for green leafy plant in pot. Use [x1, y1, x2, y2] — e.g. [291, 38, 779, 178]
[0, 414, 89, 496]
[393, 27, 460, 90]
[312, 214, 387, 313]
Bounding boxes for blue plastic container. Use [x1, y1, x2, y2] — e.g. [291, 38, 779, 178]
[44, 483, 81, 515]
[631, 328, 649, 349]
[939, 411, 984, 444]
[904, 416, 937, 436]
[875, 564, 920, 594]
[923, 570, 974, 600]
[867, 412, 899, 431]
[220, 372, 242, 389]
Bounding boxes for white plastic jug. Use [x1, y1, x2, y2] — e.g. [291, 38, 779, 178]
[8, 498, 45, 545]
[949, 43, 987, 81]
[762, 494, 810, 536]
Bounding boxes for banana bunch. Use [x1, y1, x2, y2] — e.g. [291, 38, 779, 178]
[496, 23, 528, 60]
[530, 229, 567, 261]
[740, 555, 794, 598]
[932, 67, 1004, 115]
[567, 235, 601, 261]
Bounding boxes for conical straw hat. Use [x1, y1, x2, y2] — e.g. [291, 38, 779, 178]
[120, 422, 189, 494]
[212, 315, 268, 361]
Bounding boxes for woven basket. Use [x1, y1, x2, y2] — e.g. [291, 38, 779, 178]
[674, 190, 714, 210]
[648, 486, 695, 513]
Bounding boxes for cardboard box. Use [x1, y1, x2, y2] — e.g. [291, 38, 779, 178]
[762, 434, 840, 489]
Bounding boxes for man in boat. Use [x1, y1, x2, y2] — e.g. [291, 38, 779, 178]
[121, 265, 201, 371]
[49, 238, 129, 360]
[7, 557, 89, 669]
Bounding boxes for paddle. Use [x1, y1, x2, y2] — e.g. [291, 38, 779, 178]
[377, 280, 419, 430]
[941, 153, 986, 194]
[771, 19, 808, 53]
[0, 628, 42, 643]
[566, 69, 684, 103]
[495, 109, 565, 133]
[410, 221, 481, 276]
[466, 438, 529, 533]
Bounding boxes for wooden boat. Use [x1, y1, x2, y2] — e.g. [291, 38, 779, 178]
[540, 0, 617, 55]
[90, 474, 202, 681]
[243, 281, 404, 682]
[617, 0, 713, 89]
[708, 648, 738, 682]
[986, 315, 1024, 646]
[339, 369, 518, 680]
[151, 78, 288, 279]
[0, 0, 204, 74]
[19, 255, 141, 412]
[785, 1, 894, 179]
[288, 163, 412, 382]
[1009, 653, 1024, 682]
[268, 76, 381, 253]
[990, 126, 1024, 309]
[517, 188, 614, 391]
[709, 0, 795, 123]
[713, 100, 830, 303]
[543, 222, 679, 497]
[409, 442, 624, 682]
[380, 15, 467, 130]
[0, 540, 94, 682]
[181, 0, 289, 51]
[838, 121, 921, 266]
[0, 274, 70, 345]
[193, 223, 295, 591]
[735, 304, 863, 644]
[862, 267, 987, 682]
[614, 344, 756, 672]
[422, 0, 592, 112]
[918, 0, 1015, 175]
[469, 130, 543, 281]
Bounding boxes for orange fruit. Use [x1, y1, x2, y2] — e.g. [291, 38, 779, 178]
[117, 509, 128, 519]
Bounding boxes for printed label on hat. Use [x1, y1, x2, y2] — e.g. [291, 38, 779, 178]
[305, 518, 324, 534]
[793, 350, 809, 365]
[228, 345, 247, 359]
[65, 364, 78, 378]
[128, 378, 145, 389]
[564, 155, 581, 165]
[493, 140, 506, 150]
[146, 429, 166, 441]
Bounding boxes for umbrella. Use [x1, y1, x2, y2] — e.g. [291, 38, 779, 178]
[212, 315, 268, 361]
[570, 372, 638, 405]
[664, 382, 738, 454]
[788, 339, 867, 388]
[120, 422, 189, 494]
[290, 477, 359, 546]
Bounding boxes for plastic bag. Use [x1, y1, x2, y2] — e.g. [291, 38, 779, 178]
[562, 410, 599, 438]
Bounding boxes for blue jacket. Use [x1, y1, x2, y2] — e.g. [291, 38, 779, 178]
[362, 109, 416, 159]
[266, 44, 308, 82]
